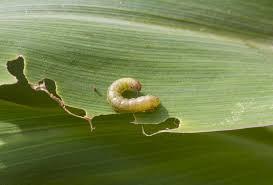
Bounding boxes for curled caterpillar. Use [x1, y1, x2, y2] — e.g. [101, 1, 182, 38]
[107, 78, 160, 112]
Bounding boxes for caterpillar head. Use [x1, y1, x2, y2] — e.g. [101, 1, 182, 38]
[129, 79, 142, 91]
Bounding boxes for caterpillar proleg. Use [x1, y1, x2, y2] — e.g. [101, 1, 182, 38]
[107, 78, 160, 112]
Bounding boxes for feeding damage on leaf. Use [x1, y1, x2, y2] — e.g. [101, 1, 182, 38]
[4, 56, 95, 131]
[1, 56, 178, 135]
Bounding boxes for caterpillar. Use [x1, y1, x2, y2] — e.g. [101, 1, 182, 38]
[107, 78, 160, 112]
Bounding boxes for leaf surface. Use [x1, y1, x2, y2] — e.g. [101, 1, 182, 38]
[1, 90, 273, 184]
[0, 0, 273, 132]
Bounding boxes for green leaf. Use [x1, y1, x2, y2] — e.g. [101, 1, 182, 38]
[1, 1, 273, 182]
[1, 0, 273, 132]
[1, 86, 273, 184]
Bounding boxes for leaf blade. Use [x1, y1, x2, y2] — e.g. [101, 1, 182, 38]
[0, 0, 273, 132]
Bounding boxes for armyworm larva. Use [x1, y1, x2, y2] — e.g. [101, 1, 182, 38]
[107, 78, 160, 112]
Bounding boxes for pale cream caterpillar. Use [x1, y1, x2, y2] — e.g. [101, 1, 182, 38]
[107, 78, 160, 112]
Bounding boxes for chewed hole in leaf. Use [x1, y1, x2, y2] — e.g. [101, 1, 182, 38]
[6, 55, 28, 85]
[2, 56, 87, 118]
[0, 56, 56, 107]
[1, 56, 182, 135]
[39, 78, 86, 117]
[141, 117, 180, 136]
